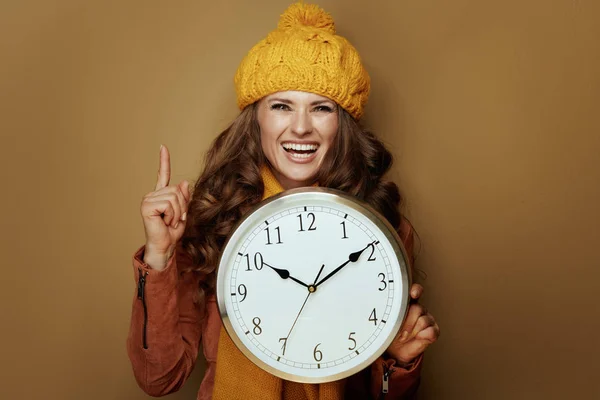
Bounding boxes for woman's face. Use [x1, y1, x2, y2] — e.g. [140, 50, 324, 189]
[257, 91, 339, 190]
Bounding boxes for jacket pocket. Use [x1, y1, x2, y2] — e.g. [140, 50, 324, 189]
[137, 268, 149, 349]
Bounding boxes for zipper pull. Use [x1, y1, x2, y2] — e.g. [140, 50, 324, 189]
[382, 370, 389, 394]
[137, 269, 148, 299]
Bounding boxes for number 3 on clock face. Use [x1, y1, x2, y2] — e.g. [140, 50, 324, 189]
[217, 188, 411, 383]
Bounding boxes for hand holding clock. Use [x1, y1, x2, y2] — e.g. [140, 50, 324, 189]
[385, 283, 440, 366]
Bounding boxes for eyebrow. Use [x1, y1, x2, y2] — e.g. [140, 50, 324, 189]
[268, 97, 334, 106]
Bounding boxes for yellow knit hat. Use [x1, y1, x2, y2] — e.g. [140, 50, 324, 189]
[234, 2, 371, 120]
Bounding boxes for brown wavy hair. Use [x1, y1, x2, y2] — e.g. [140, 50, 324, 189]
[181, 104, 407, 313]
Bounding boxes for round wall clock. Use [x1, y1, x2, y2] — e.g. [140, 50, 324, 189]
[216, 187, 411, 383]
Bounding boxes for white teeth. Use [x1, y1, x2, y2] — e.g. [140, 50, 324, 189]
[290, 152, 312, 159]
[282, 143, 319, 151]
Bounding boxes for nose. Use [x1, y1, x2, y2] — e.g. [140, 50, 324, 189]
[290, 110, 313, 136]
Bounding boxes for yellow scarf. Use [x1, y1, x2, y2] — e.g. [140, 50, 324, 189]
[213, 165, 345, 400]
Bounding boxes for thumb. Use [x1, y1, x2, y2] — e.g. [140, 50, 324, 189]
[179, 180, 191, 204]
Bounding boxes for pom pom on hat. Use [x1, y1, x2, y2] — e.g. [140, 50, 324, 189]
[277, 2, 336, 34]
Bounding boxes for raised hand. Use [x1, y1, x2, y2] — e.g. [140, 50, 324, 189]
[314, 242, 375, 288]
[140, 145, 191, 270]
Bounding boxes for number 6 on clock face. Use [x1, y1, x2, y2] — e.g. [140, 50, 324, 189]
[217, 188, 412, 383]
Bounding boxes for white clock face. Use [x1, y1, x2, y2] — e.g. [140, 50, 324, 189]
[217, 188, 410, 383]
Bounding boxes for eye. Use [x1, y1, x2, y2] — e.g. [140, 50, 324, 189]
[314, 105, 335, 113]
[270, 103, 291, 111]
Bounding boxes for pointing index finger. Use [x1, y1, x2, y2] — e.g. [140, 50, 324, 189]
[155, 144, 171, 190]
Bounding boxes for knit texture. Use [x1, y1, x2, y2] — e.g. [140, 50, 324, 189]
[234, 2, 370, 120]
[212, 164, 345, 400]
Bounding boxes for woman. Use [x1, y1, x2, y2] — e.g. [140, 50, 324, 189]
[127, 3, 439, 399]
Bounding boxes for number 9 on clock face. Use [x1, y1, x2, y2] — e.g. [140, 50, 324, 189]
[216, 188, 412, 383]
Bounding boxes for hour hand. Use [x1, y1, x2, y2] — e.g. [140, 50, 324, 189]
[264, 262, 309, 288]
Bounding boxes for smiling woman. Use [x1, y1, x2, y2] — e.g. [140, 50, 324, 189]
[258, 91, 339, 189]
[127, 2, 439, 400]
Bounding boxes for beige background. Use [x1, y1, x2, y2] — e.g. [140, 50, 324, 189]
[1, 0, 599, 399]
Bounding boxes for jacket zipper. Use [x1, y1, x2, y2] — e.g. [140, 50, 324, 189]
[137, 268, 149, 349]
[380, 362, 393, 399]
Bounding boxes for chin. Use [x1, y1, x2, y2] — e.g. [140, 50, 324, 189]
[279, 164, 318, 187]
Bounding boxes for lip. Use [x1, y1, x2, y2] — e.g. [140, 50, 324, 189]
[281, 140, 320, 145]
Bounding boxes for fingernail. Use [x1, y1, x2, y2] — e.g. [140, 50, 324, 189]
[182, 212, 187, 221]
[412, 290, 418, 297]
[174, 222, 179, 229]
[160, 144, 163, 151]
[400, 331, 409, 342]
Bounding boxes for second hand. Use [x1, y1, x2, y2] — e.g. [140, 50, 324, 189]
[284, 264, 326, 343]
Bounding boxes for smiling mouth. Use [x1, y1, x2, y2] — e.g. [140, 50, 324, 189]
[282, 142, 319, 159]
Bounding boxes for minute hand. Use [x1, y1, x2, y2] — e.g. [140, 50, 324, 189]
[315, 243, 373, 288]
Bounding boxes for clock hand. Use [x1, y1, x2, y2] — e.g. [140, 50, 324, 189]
[284, 291, 311, 344]
[313, 264, 325, 285]
[315, 241, 375, 288]
[263, 262, 309, 288]
[283, 264, 325, 346]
